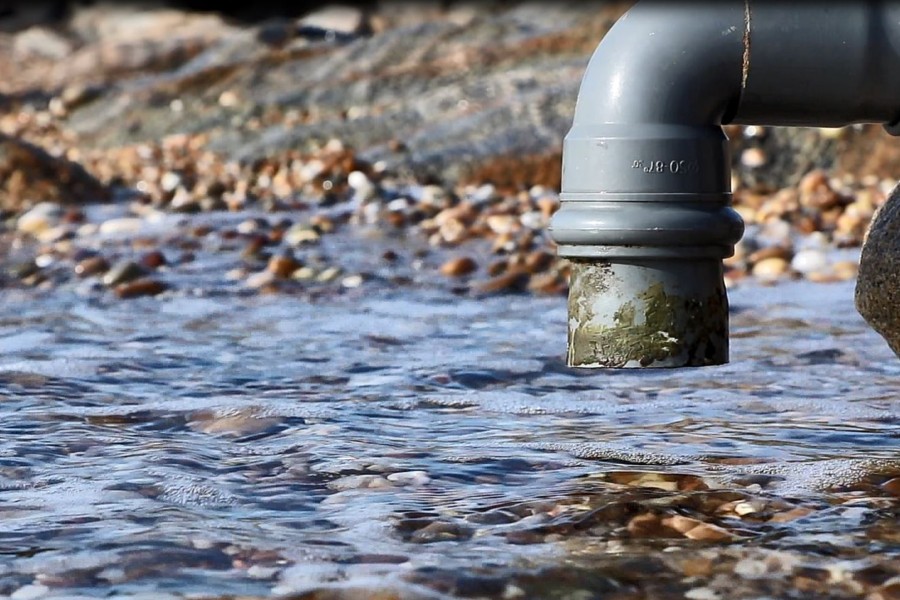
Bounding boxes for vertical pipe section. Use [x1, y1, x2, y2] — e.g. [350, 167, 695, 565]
[550, 2, 747, 368]
[550, 0, 900, 368]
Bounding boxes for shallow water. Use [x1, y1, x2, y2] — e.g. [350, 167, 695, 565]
[0, 273, 898, 599]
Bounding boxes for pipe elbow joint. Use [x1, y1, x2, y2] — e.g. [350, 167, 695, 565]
[550, 0, 900, 260]
[550, 1, 747, 261]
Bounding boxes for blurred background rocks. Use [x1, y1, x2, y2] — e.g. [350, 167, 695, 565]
[1, 0, 899, 299]
[2, 0, 898, 202]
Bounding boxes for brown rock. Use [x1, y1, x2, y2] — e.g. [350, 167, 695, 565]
[473, 268, 530, 294]
[439, 256, 478, 277]
[681, 557, 715, 578]
[876, 579, 900, 600]
[139, 250, 168, 270]
[114, 278, 168, 299]
[537, 196, 560, 220]
[658, 514, 733, 541]
[267, 253, 301, 278]
[684, 522, 733, 542]
[752, 257, 791, 281]
[798, 169, 842, 210]
[626, 513, 670, 538]
[523, 249, 555, 273]
[74, 255, 110, 277]
[748, 245, 792, 264]
[856, 183, 900, 357]
[767, 506, 813, 523]
[486, 259, 508, 277]
[881, 477, 900, 497]
[661, 515, 702, 535]
[103, 260, 146, 286]
[527, 271, 566, 295]
[0, 133, 109, 213]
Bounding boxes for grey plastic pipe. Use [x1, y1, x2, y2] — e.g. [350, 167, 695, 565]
[548, 0, 900, 368]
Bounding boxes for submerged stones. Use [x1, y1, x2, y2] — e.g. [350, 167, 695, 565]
[855, 182, 900, 358]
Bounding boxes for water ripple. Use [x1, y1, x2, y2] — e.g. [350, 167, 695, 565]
[0, 281, 896, 598]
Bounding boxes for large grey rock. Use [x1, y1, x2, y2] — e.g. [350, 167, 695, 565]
[855, 183, 900, 357]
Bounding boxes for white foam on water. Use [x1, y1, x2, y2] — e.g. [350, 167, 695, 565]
[742, 457, 900, 494]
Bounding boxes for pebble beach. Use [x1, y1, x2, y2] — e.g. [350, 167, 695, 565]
[2, 0, 899, 301]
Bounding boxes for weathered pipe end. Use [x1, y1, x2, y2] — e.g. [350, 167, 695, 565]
[567, 259, 729, 368]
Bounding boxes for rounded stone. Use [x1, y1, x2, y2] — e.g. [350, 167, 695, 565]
[440, 256, 477, 277]
[856, 183, 900, 357]
[791, 248, 829, 275]
[752, 257, 790, 281]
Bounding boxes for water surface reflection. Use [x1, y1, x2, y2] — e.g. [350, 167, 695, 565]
[0, 280, 897, 599]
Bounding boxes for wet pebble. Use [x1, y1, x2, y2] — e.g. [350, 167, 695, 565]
[741, 147, 767, 169]
[832, 259, 859, 280]
[284, 223, 322, 246]
[681, 557, 715, 578]
[661, 515, 733, 541]
[16, 202, 61, 235]
[139, 250, 168, 269]
[486, 214, 518, 235]
[409, 520, 474, 543]
[535, 194, 559, 218]
[627, 513, 673, 538]
[732, 500, 764, 516]
[34, 224, 74, 244]
[74, 255, 110, 277]
[758, 218, 792, 247]
[767, 506, 813, 523]
[791, 248, 829, 274]
[189, 409, 283, 436]
[747, 244, 791, 264]
[469, 183, 498, 205]
[246, 564, 279, 579]
[881, 477, 900, 497]
[292, 266, 317, 280]
[684, 587, 721, 600]
[245, 270, 275, 289]
[439, 256, 477, 277]
[237, 218, 268, 235]
[752, 257, 790, 282]
[523, 249, 554, 273]
[347, 170, 375, 200]
[102, 260, 147, 286]
[519, 210, 544, 230]
[115, 278, 168, 299]
[527, 271, 566, 295]
[341, 274, 364, 288]
[873, 576, 900, 600]
[316, 266, 342, 282]
[473, 268, 530, 294]
[241, 234, 269, 259]
[267, 252, 302, 278]
[98, 217, 144, 235]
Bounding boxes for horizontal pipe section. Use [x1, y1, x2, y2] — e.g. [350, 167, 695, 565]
[734, 2, 900, 128]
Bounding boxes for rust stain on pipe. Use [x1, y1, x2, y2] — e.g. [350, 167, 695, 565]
[741, 0, 751, 89]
